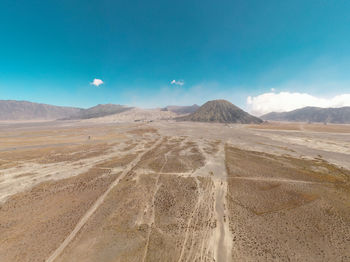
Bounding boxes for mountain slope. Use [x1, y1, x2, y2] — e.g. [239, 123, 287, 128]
[69, 104, 133, 119]
[82, 107, 178, 123]
[179, 99, 262, 124]
[163, 104, 199, 115]
[261, 106, 350, 123]
[0, 100, 81, 120]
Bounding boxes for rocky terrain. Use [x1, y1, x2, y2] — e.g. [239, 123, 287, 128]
[179, 100, 263, 124]
[261, 106, 350, 123]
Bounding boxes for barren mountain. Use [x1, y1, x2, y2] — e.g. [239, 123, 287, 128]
[83, 107, 178, 123]
[0, 100, 81, 121]
[261, 106, 350, 123]
[179, 99, 263, 124]
[68, 104, 133, 119]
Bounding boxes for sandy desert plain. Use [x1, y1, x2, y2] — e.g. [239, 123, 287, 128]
[0, 119, 350, 262]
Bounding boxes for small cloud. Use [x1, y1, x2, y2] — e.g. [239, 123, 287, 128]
[91, 78, 104, 87]
[170, 79, 184, 86]
[270, 88, 275, 92]
[247, 91, 350, 116]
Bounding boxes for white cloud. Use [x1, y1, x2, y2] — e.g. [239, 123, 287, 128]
[247, 92, 350, 116]
[91, 78, 104, 87]
[170, 79, 184, 86]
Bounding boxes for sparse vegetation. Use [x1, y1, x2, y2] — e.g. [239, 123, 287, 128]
[225, 145, 350, 261]
[0, 121, 349, 261]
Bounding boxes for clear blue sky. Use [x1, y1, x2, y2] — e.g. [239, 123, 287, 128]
[1, 0, 350, 109]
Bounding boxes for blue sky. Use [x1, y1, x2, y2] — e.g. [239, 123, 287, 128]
[1, 0, 350, 113]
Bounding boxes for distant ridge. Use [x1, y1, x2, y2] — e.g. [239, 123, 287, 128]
[68, 104, 133, 119]
[163, 104, 199, 115]
[178, 99, 262, 124]
[0, 100, 81, 120]
[261, 106, 350, 124]
[0, 100, 134, 121]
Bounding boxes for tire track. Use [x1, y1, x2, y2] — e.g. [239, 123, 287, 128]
[229, 176, 329, 185]
[141, 152, 169, 262]
[210, 144, 233, 262]
[45, 137, 163, 262]
[177, 177, 202, 262]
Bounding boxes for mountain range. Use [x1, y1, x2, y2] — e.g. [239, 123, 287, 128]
[0, 100, 197, 121]
[261, 106, 350, 124]
[0, 100, 81, 121]
[3, 100, 349, 124]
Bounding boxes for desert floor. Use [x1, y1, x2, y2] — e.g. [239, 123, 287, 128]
[0, 120, 349, 261]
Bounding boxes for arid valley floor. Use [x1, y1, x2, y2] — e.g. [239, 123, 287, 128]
[0, 120, 350, 261]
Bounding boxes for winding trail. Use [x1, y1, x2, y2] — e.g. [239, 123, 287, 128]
[45, 137, 163, 262]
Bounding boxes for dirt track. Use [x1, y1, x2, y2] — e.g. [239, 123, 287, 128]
[0, 121, 349, 261]
[46, 137, 163, 262]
